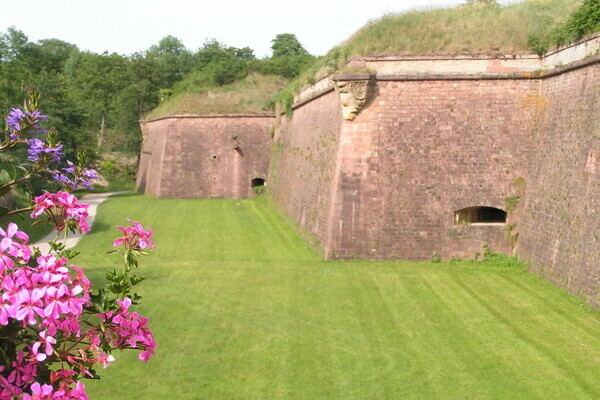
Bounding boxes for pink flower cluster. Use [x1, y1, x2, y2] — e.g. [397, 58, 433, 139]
[0, 222, 156, 399]
[113, 219, 155, 251]
[99, 298, 156, 362]
[31, 192, 89, 234]
[21, 382, 87, 400]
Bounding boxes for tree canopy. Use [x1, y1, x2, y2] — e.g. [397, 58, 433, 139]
[0, 28, 315, 161]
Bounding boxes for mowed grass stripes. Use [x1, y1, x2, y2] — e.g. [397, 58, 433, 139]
[75, 194, 600, 400]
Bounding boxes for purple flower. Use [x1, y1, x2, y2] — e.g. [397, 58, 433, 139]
[6, 108, 25, 140]
[82, 168, 98, 181]
[51, 165, 98, 191]
[63, 161, 76, 174]
[27, 138, 63, 163]
[51, 172, 77, 190]
[6, 108, 25, 131]
[5, 108, 48, 141]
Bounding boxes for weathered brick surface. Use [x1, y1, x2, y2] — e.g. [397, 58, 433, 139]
[268, 91, 343, 248]
[518, 64, 599, 306]
[136, 116, 272, 198]
[328, 79, 538, 259]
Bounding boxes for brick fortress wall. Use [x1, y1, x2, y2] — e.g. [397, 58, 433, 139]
[267, 34, 599, 305]
[329, 77, 539, 260]
[518, 61, 599, 306]
[137, 115, 273, 198]
[137, 34, 599, 306]
[267, 90, 343, 249]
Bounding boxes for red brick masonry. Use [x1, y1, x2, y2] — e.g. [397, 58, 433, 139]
[137, 114, 273, 198]
[269, 55, 599, 307]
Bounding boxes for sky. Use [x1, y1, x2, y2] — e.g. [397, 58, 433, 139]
[1, 0, 519, 58]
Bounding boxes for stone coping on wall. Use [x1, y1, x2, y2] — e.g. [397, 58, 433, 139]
[542, 32, 600, 68]
[351, 54, 540, 61]
[351, 54, 542, 75]
[139, 113, 275, 123]
[291, 85, 335, 111]
[346, 33, 600, 74]
[374, 54, 600, 81]
[293, 75, 335, 105]
[288, 53, 600, 112]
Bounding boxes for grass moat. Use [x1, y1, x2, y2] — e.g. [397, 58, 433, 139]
[76, 194, 599, 400]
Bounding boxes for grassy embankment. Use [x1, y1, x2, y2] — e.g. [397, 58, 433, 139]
[145, 73, 290, 119]
[337, 0, 583, 57]
[74, 194, 600, 400]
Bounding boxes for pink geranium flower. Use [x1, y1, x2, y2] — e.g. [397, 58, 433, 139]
[113, 219, 155, 251]
[32, 331, 57, 362]
[31, 192, 89, 234]
[14, 289, 45, 325]
[22, 382, 64, 400]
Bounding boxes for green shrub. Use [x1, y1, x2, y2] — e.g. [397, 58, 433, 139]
[529, 0, 599, 54]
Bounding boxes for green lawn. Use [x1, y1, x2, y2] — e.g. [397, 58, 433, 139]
[75, 194, 600, 400]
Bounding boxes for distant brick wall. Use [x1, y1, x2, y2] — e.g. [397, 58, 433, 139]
[518, 63, 600, 306]
[136, 115, 273, 198]
[268, 90, 343, 248]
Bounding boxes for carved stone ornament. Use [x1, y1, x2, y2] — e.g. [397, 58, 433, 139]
[333, 80, 370, 121]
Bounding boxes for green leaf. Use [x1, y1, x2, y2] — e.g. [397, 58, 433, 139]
[0, 170, 10, 185]
[62, 249, 80, 259]
[89, 288, 108, 313]
[130, 275, 146, 286]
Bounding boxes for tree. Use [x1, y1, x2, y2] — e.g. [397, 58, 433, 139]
[0, 28, 35, 113]
[24, 39, 78, 74]
[271, 33, 309, 58]
[64, 51, 131, 150]
[257, 33, 315, 78]
[193, 38, 252, 86]
[146, 35, 193, 90]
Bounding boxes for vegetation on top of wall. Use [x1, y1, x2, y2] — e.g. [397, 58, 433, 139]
[339, 0, 581, 57]
[268, 0, 595, 114]
[528, 0, 600, 54]
[145, 73, 290, 118]
[145, 34, 313, 117]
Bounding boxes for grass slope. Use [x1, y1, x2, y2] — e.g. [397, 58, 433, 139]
[146, 73, 289, 118]
[339, 0, 581, 57]
[76, 194, 600, 399]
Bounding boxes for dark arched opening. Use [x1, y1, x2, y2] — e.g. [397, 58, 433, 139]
[454, 206, 506, 225]
[251, 178, 265, 187]
[251, 178, 266, 194]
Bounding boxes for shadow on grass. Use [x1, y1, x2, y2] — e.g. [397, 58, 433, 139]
[87, 220, 113, 235]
